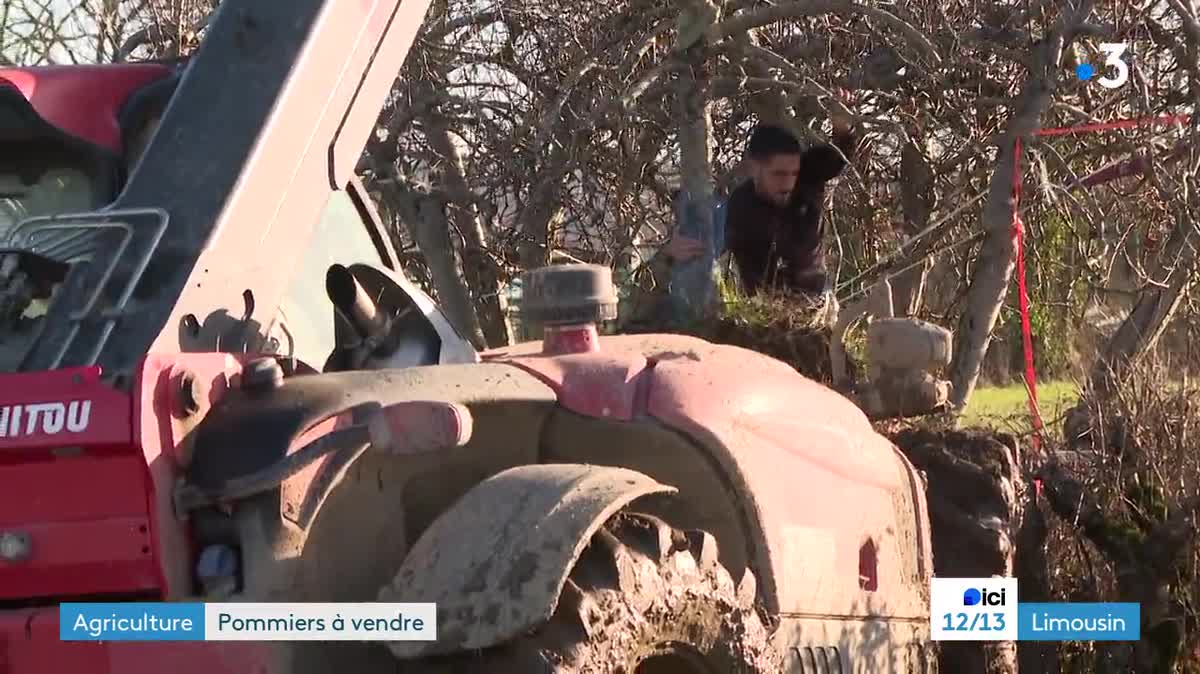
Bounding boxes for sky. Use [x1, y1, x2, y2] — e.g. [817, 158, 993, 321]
[2, 0, 159, 65]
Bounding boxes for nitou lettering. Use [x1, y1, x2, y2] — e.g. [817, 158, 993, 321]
[0, 401, 92, 438]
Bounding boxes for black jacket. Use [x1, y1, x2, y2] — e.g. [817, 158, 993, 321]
[725, 129, 857, 294]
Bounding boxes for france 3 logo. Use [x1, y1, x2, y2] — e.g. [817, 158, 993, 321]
[931, 577, 1018, 641]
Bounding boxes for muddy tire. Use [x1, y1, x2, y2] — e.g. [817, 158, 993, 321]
[889, 427, 1023, 674]
[402, 510, 783, 673]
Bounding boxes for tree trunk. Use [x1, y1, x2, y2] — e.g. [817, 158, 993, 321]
[1088, 215, 1198, 399]
[515, 141, 570, 270]
[669, 44, 718, 324]
[362, 125, 487, 348]
[889, 260, 930, 317]
[949, 3, 1094, 410]
[948, 139, 1024, 410]
[422, 113, 513, 347]
[392, 187, 488, 349]
[892, 140, 936, 316]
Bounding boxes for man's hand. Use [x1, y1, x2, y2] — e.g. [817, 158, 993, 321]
[662, 234, 705, 262]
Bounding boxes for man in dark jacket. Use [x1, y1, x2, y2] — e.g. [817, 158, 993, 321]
[663, 120, 858, 295]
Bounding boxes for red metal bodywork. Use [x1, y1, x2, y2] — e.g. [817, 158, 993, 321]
[505, 351, 649, 421]
[0, 64, 172, 152]
[0, 354, 272, 673]
[0, 333, 932, 672]
[131, 353, 248, 596]
[0, 367, 130, 451]
[540, 324, 601, 355]
[0, 356, 246, 602]
[489, 334, 933, 619]
[0, 366, 150, 599]
[642, 343, 931, 618]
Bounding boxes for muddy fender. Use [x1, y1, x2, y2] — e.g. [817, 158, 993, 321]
[379, 463, 675, 659]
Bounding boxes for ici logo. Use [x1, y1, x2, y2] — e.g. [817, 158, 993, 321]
[963, 587, 1007, 607]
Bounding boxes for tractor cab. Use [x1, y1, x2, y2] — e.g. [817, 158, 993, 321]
[0, 63, 181, 231]
[0, 63, 182, 370]
[0, 58, 474, 377]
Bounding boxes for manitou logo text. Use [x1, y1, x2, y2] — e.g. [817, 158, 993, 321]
[0, 401, 92, 438]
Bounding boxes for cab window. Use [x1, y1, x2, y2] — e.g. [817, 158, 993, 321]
[0, 146, 102, 241]
[278, 189, 389, 370]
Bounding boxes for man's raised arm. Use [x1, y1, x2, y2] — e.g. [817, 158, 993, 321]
[798, 118, 860, 184]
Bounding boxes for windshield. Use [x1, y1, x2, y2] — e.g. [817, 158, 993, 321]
[0, 147, 100, 240]
[0, 147, 100, 371]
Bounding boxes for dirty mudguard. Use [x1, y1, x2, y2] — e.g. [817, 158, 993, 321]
[379, 463, 675, 659]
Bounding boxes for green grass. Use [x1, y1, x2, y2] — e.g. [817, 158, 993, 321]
[961, 380, 1081, 431]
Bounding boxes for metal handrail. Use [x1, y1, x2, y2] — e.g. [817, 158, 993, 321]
[4, 207, 170, 368]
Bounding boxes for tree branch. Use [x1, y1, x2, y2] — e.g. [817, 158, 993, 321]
[711, 1, 941, 65]
[1039, 460, 1137, 564]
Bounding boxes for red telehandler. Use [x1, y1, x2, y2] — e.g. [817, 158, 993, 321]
[0, 0, 936, 671]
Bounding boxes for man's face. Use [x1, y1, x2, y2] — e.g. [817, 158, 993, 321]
[750, 152, 801, 207]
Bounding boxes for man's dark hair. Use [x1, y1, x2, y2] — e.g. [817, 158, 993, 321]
[745, 124, 802, 161]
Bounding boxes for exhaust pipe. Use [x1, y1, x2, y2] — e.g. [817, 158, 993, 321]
[326, 264, 388, 340]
